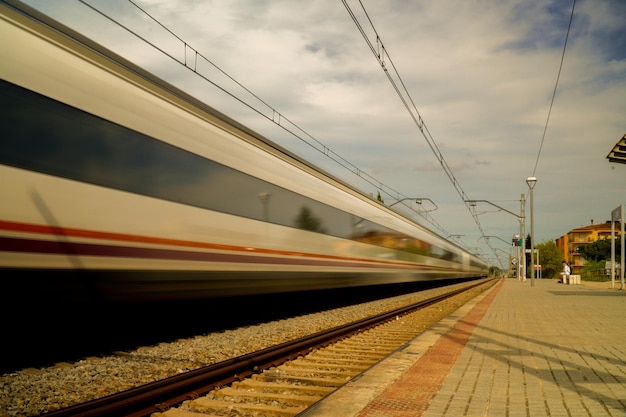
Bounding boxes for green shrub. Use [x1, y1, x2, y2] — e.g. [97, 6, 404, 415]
[581, 260, 610, 282]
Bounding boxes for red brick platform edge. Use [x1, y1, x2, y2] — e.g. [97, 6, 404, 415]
[357, 279, 504, 417]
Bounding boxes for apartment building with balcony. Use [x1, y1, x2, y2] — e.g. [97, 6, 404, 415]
[555, 221, 621, 275]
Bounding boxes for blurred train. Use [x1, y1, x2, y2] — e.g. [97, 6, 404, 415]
[0, 1, 488, 304]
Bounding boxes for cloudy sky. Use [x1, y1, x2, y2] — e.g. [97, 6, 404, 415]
[21, 0, 626, 267]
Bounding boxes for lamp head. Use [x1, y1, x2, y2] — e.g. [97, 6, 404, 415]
[526, 176, 537, 189]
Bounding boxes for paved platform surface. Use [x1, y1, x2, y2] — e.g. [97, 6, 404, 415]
[301, 278, 626, 417]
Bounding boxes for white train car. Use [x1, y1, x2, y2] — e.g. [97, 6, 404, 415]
[0, 1, 487, 303]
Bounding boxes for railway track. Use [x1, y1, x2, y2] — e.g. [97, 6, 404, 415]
[39, 279, 496, 417]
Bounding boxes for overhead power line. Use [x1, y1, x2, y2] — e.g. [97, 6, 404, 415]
[76, 0, 455, 238]
[532, 0, 576, 176]
[341, 0, 499, 262]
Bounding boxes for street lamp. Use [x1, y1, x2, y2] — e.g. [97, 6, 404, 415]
[526, 177, 537, 287]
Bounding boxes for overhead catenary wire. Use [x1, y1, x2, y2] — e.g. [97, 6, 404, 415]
[76, 0, 458, 240]
[341, 0, 500, 263]
[344, 0, 576, 268]
[532, 0, 576, 177]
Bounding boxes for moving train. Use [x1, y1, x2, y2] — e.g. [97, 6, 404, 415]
[0, 1, 488, 304]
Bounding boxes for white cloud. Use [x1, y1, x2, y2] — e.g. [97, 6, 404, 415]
[21, 0, 626, 265]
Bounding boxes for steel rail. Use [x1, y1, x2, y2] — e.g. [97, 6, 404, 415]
[40, 279, 495, 417]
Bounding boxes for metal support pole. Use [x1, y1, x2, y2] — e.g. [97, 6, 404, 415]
[520, 193, 526, 281]
[526, 177, 537, 287]
[611, 205, 625, 290]
[530, 188, 534, 286]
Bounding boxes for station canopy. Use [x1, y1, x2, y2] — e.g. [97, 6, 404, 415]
[607, 133, 626, 164]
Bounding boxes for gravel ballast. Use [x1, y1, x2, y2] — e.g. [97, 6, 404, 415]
[0, 280, 492, 417]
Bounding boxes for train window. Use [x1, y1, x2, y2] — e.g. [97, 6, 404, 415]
[1, 79, 461, 265]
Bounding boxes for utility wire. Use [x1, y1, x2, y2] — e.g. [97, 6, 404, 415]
[532, 0, 576, 176]
[341, 0, 499, 263]
[76, 0, 456, 239]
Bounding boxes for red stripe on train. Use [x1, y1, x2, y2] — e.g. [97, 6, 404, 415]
[0, 236, 428, 270]
[0, 220, 438, 269]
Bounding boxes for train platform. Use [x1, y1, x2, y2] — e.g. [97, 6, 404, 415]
[300, 278, 626, 417]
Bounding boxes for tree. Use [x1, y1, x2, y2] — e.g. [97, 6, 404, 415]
[294, 206, 326, 233]
[534, 240, 563, 279]
[577, 237, 622, 263]
[376, 192, 384, 204]
[488, 265, 502, 277]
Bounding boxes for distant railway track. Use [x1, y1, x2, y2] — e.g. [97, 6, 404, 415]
[39, 279, 497, 417]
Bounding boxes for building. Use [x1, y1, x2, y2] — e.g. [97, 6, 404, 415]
[555, 221, 622, 275]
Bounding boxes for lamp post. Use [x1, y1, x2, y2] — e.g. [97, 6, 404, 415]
[526, 177, 537, 287]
